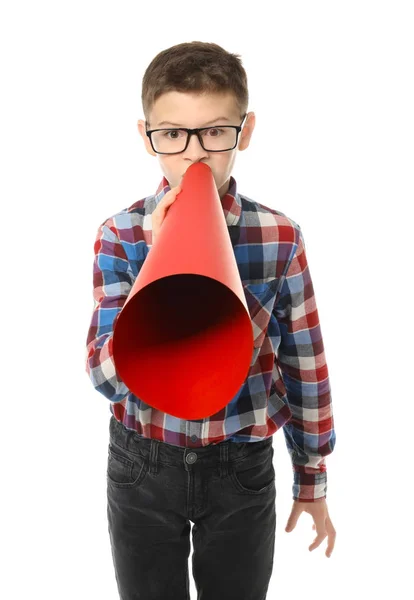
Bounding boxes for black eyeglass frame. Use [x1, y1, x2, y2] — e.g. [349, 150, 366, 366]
[145, 113, 248, 155]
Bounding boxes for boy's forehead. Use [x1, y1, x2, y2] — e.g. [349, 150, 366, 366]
[149, 90, 240, 127]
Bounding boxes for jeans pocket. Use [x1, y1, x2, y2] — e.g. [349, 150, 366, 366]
[107, 442, 148, 489]
[229, 443, 275, 495]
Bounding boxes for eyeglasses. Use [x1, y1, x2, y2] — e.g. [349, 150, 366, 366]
[145, 114, 247, 155]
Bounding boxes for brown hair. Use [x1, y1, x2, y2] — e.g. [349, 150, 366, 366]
[142, 41, 249, 126]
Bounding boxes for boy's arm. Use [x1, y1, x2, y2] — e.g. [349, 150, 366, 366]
[85, 222, 134, 403]
[273, 225, 336, 502]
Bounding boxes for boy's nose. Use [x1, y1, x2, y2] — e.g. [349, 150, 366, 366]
[183, 132, 208, 159]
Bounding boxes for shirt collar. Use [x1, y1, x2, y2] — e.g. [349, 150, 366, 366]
[154, 175, 242, 227]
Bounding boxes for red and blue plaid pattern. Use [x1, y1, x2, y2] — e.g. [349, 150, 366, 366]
[85, 175, 336, 502]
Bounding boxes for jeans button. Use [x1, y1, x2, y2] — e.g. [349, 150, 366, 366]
[186, 452, 198, 464]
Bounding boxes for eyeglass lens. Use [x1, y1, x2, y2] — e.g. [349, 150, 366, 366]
[151, 127, 238, 153]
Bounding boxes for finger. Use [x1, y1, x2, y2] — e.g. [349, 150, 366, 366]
[160, 186, 181, 207]
[309, 532, 327, 551]
[285, 508, 302, 531]
[309, 515, 327, 551]
[325, 522, 336, 557]
[154, 191, 179, 219]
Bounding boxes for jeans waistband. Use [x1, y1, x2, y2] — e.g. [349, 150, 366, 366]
[109, 415, 273, 476]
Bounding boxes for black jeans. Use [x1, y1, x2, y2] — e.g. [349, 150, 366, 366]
[107, 415, 276, 600]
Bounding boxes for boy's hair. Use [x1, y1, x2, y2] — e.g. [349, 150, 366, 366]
[142, 41, 249, 125]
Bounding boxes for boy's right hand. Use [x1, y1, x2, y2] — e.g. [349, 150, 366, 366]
[151, 183, 182, 246]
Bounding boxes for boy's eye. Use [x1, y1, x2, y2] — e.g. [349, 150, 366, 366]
[202, 128, 224, 136]
[162, 127, 225, 139]
[163, 130, 185, 139]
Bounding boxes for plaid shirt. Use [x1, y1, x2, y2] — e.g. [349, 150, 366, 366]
[85, 175, 336, 502]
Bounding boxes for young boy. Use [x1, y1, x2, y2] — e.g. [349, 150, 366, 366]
[85, 41, 336, 600]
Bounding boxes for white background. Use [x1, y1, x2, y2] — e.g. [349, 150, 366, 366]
[1, 1, 413, 598]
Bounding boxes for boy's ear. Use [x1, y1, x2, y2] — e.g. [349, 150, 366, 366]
[238, 112, 256, 152]
[137, 119, 157, 157]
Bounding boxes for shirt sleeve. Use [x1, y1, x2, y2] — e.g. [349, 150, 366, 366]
[273, 224, 336, 502]
[85, 222, 134, 403]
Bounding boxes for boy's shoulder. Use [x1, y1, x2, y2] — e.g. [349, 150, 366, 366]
[238, 192, 301, 232]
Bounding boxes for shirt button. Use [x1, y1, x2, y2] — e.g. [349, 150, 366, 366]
[186, 452, 198, 464]
[191, 435, 198, 442]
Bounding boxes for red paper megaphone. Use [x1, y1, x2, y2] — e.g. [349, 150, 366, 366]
[112, 162, 253, 420]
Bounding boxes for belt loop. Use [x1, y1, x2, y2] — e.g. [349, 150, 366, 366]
[219, 442, 230, 478]
[149, 439, 159, 475]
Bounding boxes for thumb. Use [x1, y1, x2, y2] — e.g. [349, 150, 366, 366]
[285, 513, 299, 533]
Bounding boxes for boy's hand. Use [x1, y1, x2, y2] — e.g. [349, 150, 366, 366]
[151, 183, 182, 245]
[285, 497, 336, 558]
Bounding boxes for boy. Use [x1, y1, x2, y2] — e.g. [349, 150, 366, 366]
[85, 41, 336, 600]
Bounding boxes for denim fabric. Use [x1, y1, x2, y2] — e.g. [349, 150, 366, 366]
[107, 415, 276, 600]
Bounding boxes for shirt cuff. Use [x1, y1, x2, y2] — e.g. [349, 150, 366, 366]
[292, 465, 327, 502]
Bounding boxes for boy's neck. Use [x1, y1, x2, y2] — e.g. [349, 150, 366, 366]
[218, 177, 231, 200]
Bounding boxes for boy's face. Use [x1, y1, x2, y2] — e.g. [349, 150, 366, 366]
[137, 91, 255, 199]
